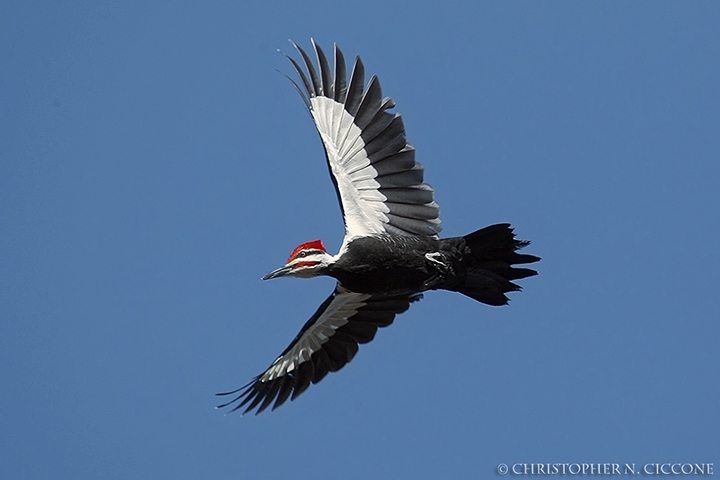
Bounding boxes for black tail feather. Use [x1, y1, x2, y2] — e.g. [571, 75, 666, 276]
[455, 223, 539, 306]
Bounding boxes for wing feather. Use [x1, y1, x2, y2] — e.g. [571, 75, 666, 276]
[282, 55, 312, 108]
[375, 167, 424, 187]
[291, 361, 315, 400]
[284, 40, 442, 242]
[292, 40, 320, 96]
[312, 39, 333, 97]
[382, 187, 435, 205]
[333, 44, 347, 103]
[370, 146, 416, 172]
[344, 56, 365, 117]
[384, 202, 441, 220]
[354, 76, 383, 129]
[273, 376, 294, 410]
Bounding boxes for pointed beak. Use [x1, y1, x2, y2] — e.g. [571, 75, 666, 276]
[262, 264, 293, 280]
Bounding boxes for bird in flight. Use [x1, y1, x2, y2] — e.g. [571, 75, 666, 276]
[217, 39, 540, 415]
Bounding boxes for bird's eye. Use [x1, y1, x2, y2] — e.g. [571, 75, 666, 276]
[296, 250, 308, 258]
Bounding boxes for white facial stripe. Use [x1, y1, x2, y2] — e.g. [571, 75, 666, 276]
[289, 252, 326, 267]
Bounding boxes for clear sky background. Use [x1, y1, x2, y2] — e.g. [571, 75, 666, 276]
[2, 2, 719, 479]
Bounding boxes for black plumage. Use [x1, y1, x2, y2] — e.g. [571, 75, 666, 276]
[331, 224, 539, 304]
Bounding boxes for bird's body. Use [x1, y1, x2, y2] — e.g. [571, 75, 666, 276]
[329, 228, 534, 306]
[218, 40, 540, 415]
[330, 234, 457, 295]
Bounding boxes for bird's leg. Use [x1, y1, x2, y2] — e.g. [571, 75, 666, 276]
[422, 252, 451, 290]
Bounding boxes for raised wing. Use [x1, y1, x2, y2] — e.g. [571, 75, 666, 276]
[217, 285, 421, 415]
[284, 39, 442, 243]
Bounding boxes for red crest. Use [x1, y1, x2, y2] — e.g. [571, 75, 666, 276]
[288, 239, 327, 262]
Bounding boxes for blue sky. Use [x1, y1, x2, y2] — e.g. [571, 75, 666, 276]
[2, 1, 719, 478]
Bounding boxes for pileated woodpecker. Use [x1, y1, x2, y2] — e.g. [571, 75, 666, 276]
[218, 40, 540, 415]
